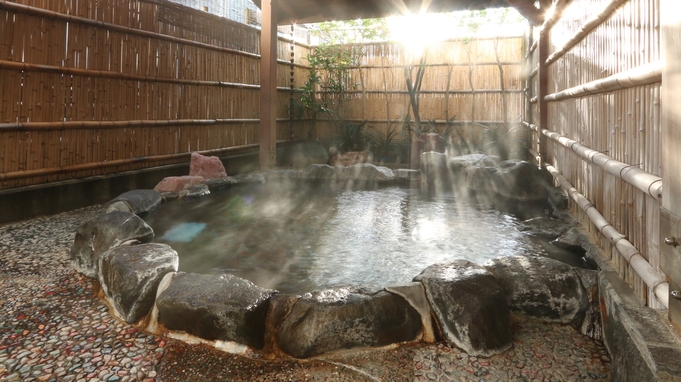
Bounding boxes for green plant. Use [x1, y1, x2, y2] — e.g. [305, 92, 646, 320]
[295, 44, 361, 138]
[478, 120, 526, 160]
[366, 120, 400, 158]
[332, 121, 368, 153]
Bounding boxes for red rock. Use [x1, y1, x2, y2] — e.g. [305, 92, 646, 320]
[153, 176, 204, 193]
[189, 152, 227, 179]
[329, 151, 368, 167]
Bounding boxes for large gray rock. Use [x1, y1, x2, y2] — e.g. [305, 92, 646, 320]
[338, 163, 395, 182]
[107, 189, 162, 215]
[70, 211, 154, 278]
[447, 153, 500, 175]
[275, 287, 422, 358]
[300, 164, 337, 180]
[547, 186, 569, 211]
[518, 216, 578, 239]
[551, 227, 589, 251]
[156, 273, 275, 349]
[465, 166, 498, 192]
[483, 255, 589, 324]
[492, 160, 548, 202]
[385, 283, 436, 342]
[98, 243, 178, 324]
[413, 261, 513, 357]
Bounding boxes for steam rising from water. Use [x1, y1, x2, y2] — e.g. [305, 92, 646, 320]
[145, 183, 542, 294]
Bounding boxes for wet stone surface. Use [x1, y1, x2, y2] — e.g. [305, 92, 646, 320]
[1, 203, 611, 381]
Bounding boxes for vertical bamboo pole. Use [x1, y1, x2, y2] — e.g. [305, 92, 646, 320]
[538, 29, 549, 165]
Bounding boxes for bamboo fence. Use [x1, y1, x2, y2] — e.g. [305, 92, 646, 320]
[1, 0, 523, 190]
[311, 37, 524, 146]
[0, 0, 310, 188]
[524, 0, 664, 308]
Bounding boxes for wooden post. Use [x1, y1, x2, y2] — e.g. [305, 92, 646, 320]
[660, 0, 681, 330]
[537, 28, 549, 165]
[259, 0, 278, 169]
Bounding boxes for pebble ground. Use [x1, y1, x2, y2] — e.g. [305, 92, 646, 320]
[1, 205, 611, 381]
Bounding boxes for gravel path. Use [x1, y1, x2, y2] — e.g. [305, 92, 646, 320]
[0, 206, 610, 381]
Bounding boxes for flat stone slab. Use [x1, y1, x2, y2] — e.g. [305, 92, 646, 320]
[154, 176, 205, 193]
[484, 255, 589, 324]
[233, 173, 266, 184]
[338, 163, 395, 182]
[156, 273, 276, 349]
[98, 243, 178, 324]
[70, 211, 154, 278]
[414, 261, 513, 357]
[203, 176, 239, 191]
[274, 287, 422, 358]
[396, 169, 421, 181]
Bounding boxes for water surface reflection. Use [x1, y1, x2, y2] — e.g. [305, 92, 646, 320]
[145, 184, 552, 293]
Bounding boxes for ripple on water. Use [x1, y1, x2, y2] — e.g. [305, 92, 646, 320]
[145, 185, 548, 294]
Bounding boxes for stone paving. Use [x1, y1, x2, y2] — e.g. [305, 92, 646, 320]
[1, 205, 611, 381]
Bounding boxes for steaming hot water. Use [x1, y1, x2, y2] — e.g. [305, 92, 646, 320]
[144, 183, 586, 294]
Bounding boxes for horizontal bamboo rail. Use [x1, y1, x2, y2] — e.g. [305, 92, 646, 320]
[339, 118, 511, 125]
[529, 66, 538, 78]
[527, 40, 538, 57]
[0, 60, 302, 91]
[0, 141, 301, 181]
[544, 61, 662, 101]
[546, 164, 669, 308]
[523, 122, 663, 200]
[345, 62, 523, 69]
[0, 60, 258, 89]
[340, 36, 522, 47]
[545, 0, 628, 66]
[0, 118, 306, 132]
[321, 89, 522, 95]
[0, 1, 264, 59]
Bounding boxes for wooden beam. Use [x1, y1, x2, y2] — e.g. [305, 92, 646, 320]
[259, 0, 278, 169]
[504, 0, 543, 25]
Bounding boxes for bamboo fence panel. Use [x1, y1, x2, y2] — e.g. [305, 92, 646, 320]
[0, 0, 310, 189]
[311, 38, 524, 144]
[534, 0, 663, 307]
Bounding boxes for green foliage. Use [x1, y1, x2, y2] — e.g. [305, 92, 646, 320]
[295, 44, 361, 137]
[478, 121, 526, 160]
[311, 18, 389, 44]
[366, 120, 400, 158]
[332, 121, 368, 153]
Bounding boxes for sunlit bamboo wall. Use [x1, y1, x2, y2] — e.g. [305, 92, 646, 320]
[525, 0, 662, 306]
[311, 37, 524, 142]
[0, 0, 310, 189]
